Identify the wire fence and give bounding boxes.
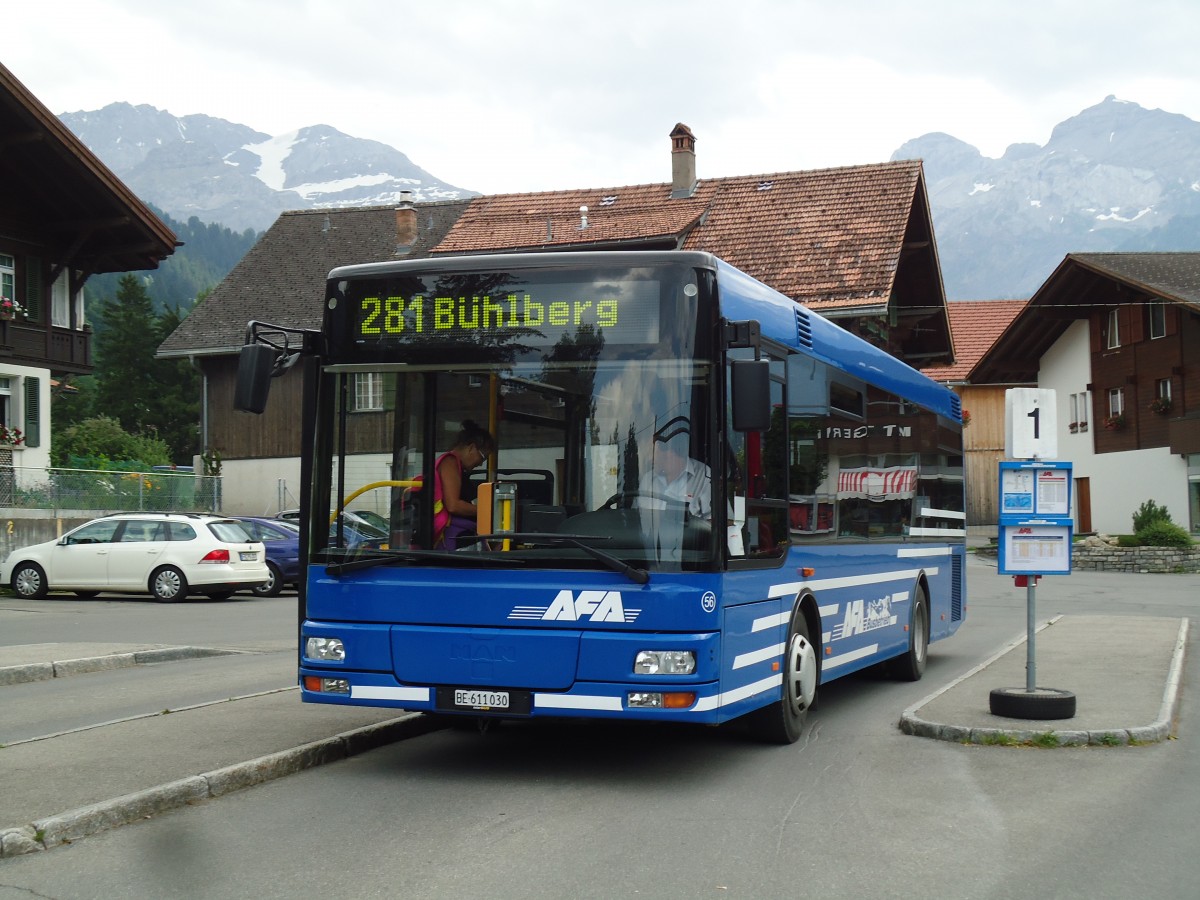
[0,465,223,514]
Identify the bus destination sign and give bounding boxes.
[350,282,662,348]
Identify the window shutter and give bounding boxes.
[1166,304,1179,337]
[24,257,42,321]
[1126,304,1144,344]
[23,377,41,447]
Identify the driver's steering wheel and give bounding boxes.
[599,490,689,512]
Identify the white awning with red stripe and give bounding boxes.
[836,467,917,500]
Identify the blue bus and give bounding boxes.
[235,251,966,743]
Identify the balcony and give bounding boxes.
[0,320,92,374]
[1168,414,1200,456]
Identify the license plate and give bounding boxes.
[239,551,257,561]
[454,689,509,710]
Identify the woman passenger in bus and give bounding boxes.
[429,419,497,549]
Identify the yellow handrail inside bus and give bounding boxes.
[334,479,422,524]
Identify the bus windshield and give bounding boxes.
[314,262,719,572]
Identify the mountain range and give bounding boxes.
[61,97,1200,301]
[59,103,475,235]
[893,96,1200,298]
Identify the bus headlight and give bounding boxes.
[633,650,696,675]
[305,637,345,661]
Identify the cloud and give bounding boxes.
[11,0,1200,193]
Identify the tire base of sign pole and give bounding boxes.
[989,687,1077,720]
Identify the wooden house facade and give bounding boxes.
[972,253,1200,535]
[0,62,176,474]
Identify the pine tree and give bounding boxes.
[94,274,158,434]
[91,274,199,463]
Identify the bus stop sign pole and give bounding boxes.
[990,390,1076,720]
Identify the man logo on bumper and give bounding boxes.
[509,590,641,623]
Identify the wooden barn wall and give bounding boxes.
[958,383,1008,528]
[204,357,305,460]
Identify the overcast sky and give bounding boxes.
[10,0,1200,194]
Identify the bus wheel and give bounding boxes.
[889,585,929,681]
[748,608,818,744]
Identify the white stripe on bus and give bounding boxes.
[534,694,623,711]
[351,686,430,702]
[768,567,939,599]
[691,674,782,712]
[732,642,785,669]
[822,644,881,670]
[897,546,953,558]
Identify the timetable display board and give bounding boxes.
[997,460,1073,576]
[999,522,1073,575]
[999,461,1072,519]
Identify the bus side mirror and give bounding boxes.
[731,359,770,431]
[234,343,276,414]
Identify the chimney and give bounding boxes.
[395,191,417,252]
[670,123,697,199]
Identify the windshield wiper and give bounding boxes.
[468,533,650,585]
[324,548,525,576]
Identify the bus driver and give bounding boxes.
[637,419,712,520]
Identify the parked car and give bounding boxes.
[275,508,388,549]
[228,516,301,596]
[347,509,389,533]
[1,513,269,602]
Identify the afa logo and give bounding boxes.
[508,590,641,623]
[832,593,901,640]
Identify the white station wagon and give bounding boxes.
[2,513,269,602]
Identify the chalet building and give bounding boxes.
[0,62,177,475]
[971,253,1200,535]
[160,124,954,514]
[921,299,1029,533]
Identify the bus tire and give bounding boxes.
[747,606,819,744]
[989,687,1077,720]
[889,584,929,682]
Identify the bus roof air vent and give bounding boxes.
[794,308,814,350]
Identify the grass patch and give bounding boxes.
[1028,732,1062,748]
[979,732,1019,746]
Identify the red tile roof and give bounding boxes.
[434,160,925,314]
[921,299,1028,382]
[434,182,713,254]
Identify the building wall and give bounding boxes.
[1042,320,1189,534]
[202,455,303,517]
[203,357,307,460]
[1,362,51,471]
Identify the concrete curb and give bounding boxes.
[899,617,1190,747]
[0,646,240,686]
[0,712,440,857]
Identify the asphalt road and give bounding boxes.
[0,560,1197,898]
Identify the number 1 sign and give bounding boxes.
[1005,388,1058,460]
